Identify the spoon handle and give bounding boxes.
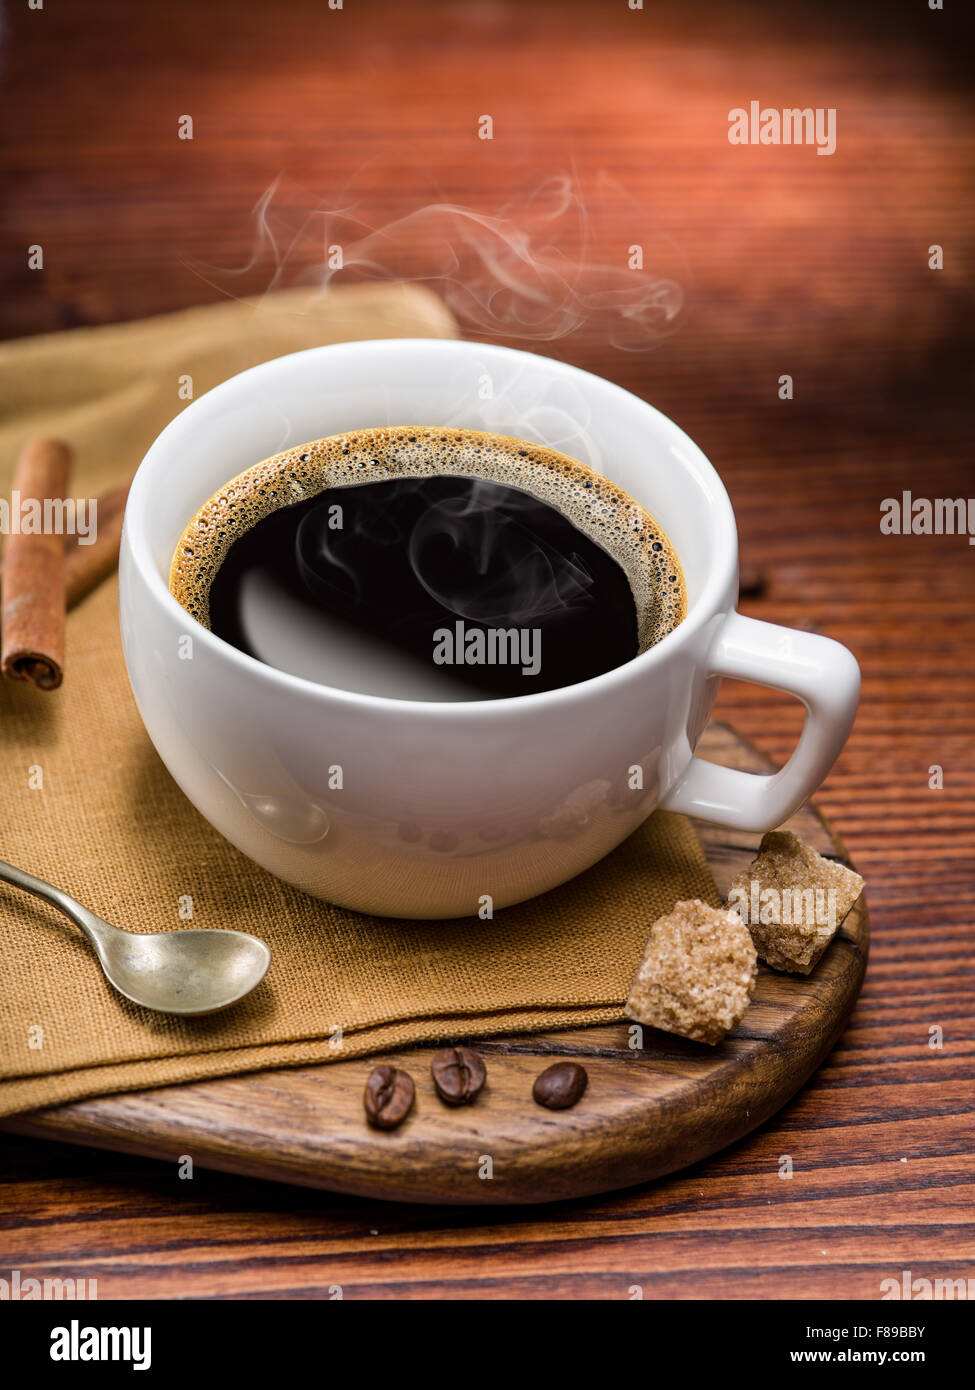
[0,857,113,955]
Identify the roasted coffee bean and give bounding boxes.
[532,1061,588,1110]
[363,1064,415,1130]
[430,1046,487,1105]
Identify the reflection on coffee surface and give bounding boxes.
[169,427,685,701]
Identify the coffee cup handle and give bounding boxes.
[659,612,860,832]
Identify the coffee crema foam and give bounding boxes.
[169,426,686,652]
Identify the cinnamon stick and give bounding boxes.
[1,439,71,690]
[0,477,132,614]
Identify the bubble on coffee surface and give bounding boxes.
[169,427,685,691]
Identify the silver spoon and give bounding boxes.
[0,857,271,1015]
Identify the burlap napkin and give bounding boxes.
[0,286,719,1118]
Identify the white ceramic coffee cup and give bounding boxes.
[120,339,860,918]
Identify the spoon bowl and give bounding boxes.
[95,927,271,1015]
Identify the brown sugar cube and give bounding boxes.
[624,899,757,1045]
[726,830,864,975]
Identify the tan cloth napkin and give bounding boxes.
[0,286,719,1118]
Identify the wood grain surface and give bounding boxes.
[3,727,869,1207]
[1,0,973,1299]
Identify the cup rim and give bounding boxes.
[124,338,739,718]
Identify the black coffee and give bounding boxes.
[170,427,685,702]
[208,475,640,697]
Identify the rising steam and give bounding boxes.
[185,171,684,350]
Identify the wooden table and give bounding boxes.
[1,0,972,1299]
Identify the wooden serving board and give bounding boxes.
[4,726,868,1205]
